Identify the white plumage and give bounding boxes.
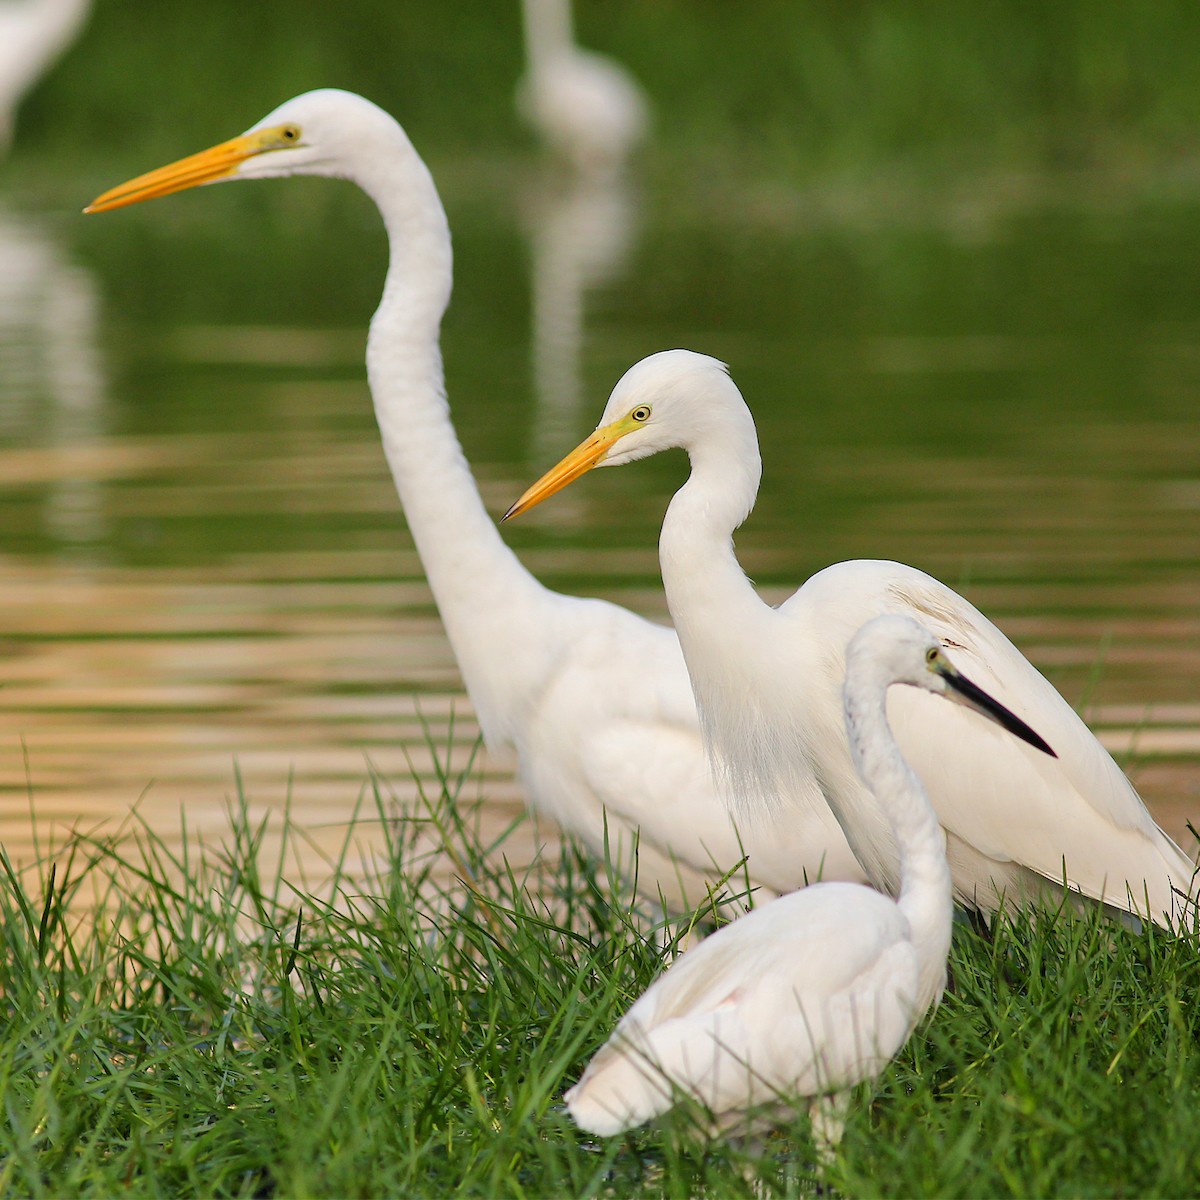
[516,0,648,177]
[84,93,863,912]
[567,615,1054,1144]
[507,350,1196,926]
[0,0,89,150]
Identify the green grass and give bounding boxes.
[2,738,1199,1197]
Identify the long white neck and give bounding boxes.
[656,399,816,814]
[522,0,574,72]
[659,414,763,651]
[349,120,549,744]
[844,673,952,1006]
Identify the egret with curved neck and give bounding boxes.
[84,92,863,909]
[507,349,1196,927]
[566,615,1055,1146]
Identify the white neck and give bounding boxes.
[844,673,952,1006]
[522,0,574,71]
[656,401,819,814]
[350,120,549,743]
[659,423,764,667]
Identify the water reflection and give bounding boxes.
[0,543,529,871]
[521,164,640,465]
[0,162,1196,892]
[0,209,108,553]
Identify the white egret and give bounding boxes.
[517,0,648,178]
[566,615,1055,1147]
[506,350,1197,927]
[84,92,864,910]
[0,0,90,151]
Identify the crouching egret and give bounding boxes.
[506,350,1196,927]
[566,615,1055,1146]
[83,92,863,910]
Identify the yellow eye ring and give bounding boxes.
[925,646,940,665]
[631,406,651,422]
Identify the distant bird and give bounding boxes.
[0,0,90,152]
[84,91,864,912]
[516,0,648,177]
[566,615,1055,1149]
[506,350,1197,927]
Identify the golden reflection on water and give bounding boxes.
[1,203,1198,901]
[0,550,533,879]
[0,481,1195,887]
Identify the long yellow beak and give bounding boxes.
[84,132,265,214]
[503,423,626,521]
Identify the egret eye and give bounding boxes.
[925,646,940,666]
[631,405,651,422]
[281,125,300,142]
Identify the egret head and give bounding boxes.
[85,89,390,213]
[504,349,749,520]
[847,615,1056,757]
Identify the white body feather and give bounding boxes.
[517,0,648,177]
[560,351,1195,925]
[0,0,89,150]
[128,92,862,909]
[569,882,922,1135]
[568,616,958,1139]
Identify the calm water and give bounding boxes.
[1,144,1198,885]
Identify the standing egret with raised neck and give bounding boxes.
[506,350,1196,927]
[84,92,863,910]
[566,615,1056,1148]
[516,0,648,178]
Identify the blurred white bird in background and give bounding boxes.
[84,91,864,912]
[566,615,1055,1151]
[506,350,1196,928]
[516,0,648,179]
[0,0,89,152]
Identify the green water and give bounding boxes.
[1,2,1198,865]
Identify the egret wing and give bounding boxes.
[523,597,863,905]
[782,561,1194,917]
[567,884,919,1133]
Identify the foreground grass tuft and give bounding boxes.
[1,744,1198,1197]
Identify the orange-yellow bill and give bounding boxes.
[503,424,625,521]
[84,125,295,213]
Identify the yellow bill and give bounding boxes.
[84,125,298,214]
[503,422,627,521]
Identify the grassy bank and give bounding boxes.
[1,745,1198,1197]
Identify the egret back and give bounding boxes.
[784,560,1195,922]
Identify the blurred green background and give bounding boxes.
[13,0,1200,186]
